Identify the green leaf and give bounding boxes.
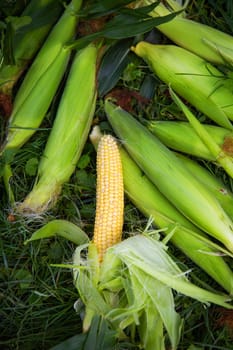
[14,268,33,289]
[120,2,160,18]
[24,220,89,246]
[102,12,179,39]
[0,20,6,29]
[50,334,86,350]
[3,20,15,65]
[25,157,39,176]
[68,9,179,49]
[83,316,117,350]
[98,39,133,96]
[76,169,96,189]
[6,15,32,31]
[50,316,117,350]
[131,266,182,349]
[140,74,157,99]
[75,269,111,323]
[77,154,91,169]
[2,15,32,65]
[138,299,165,350]
[79,0,135,18]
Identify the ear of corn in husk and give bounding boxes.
[105,99,233,254]
[169,88,233,178]
[149,118,233,182]
[137,0,233,66]
[120,145,233,294]
[0,0,82,156]
[90,125,233,294]
[23,118,233,349]
[73,234,233,350]
[16,43,98,215]
[131,42,233,129]
[148,120,233,161]
[174,153,233,220]
[111,235,233,308]
[0,0,63,97]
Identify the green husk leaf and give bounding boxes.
[24,219,89,246]
[169,87,233,178]
[129,263,182,349]
[111,235,233,309]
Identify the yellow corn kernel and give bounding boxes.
[93,134,124,262]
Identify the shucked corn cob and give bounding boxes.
[0,0,82,156]
[90,126,233,293]
[16,43,98,215]
[105,99,233,253]
[0,0,63,97]
[131,42,233,129]
[93,134,124,263]
[139,0,233,66]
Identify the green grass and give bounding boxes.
[1,0,233,349]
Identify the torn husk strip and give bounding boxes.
[170,88,233,178]
[24,219,89,246]
[111,235,233,308]
[148,120,233,161]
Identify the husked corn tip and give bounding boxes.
[93,135,124,262]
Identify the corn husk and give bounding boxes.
[0,0,63,96]
[105,99,233,253]
[148,120,233,161]
[16,43,98,215]
[138,0,233,66]
[131,42,233,129]
[1,0,82,155]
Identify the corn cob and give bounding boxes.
[93,134,124,263]
[148,120,233,161]
[16,43,98,215]
[131,42,233,129]
[105,99,233,253]
[0,0,63,96]
[139,0,233,66]
[90,125,233,293]
[0,0,82,156]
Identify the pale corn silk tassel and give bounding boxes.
[93,135,124,262]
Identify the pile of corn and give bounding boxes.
[1,0,233,349]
